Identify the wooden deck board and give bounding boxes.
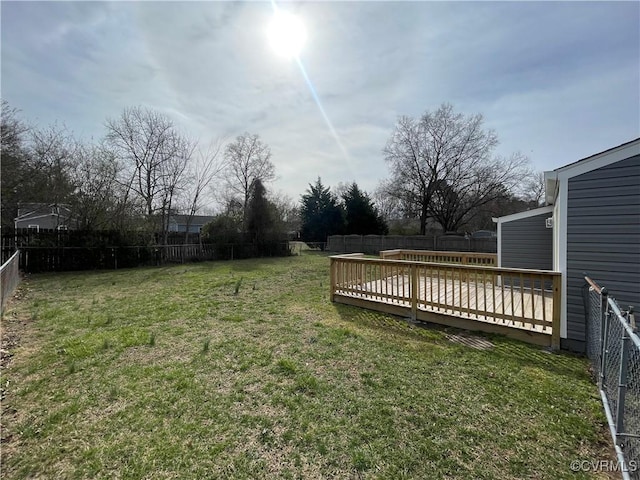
[335,273,553,335]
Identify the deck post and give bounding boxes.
[551,273,561,350]
[329,257,336,302]
[411,264,418,321]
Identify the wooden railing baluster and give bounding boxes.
[329,253,561,348]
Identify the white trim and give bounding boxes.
[27,225,40,232]
[504,139,640,343]
[551,141,640,341]
[544,140,639,205]
[555,139,640,179]
[14,213,59,222]
[494,204,566,338]
[492,205,554,271]
[555,178,568,339]
[493,205,553,224]
[496,220,502,267]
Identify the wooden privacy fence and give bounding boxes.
[380,249,497,266]
[16,244,216,273]
[1,250,20,314]
[330,253,561,349]
[327,234,497,254]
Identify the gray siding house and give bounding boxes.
[496,138,640,352]
[14,203,74,230]
[168,215,216,234]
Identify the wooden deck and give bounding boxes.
[330,252,561,348]
[339,274,553,333]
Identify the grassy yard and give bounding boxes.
[1,253,614,479]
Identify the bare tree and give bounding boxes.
[373,180,403,223]
[269,191,300,236]
[105,106,192,237]
[180,139,226,242]
[1,100,30,229]
[70,141,122,230]
[27,124,78,209]
[430,152,530,232]
[517,170,546,207]
[384,103,528,233]
[224,132,275,226]
[1,100,29,154]
[332,181,351,205]
[158,138,194,243]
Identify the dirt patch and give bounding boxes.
[0,325,19,373]
[1,283,33,447]
[1,284,31,373]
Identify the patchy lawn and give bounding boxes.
[1,253,614,479]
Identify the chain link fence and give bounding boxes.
[584,276,639,479]
[1,250,21,314]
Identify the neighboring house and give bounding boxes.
[14,203,74,231]
[168,215,216,234]
[494,138,640,352]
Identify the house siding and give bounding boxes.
[15,215,66,230]
[501,212,553,270]
[566,155,640,349]
[168,216,214,234]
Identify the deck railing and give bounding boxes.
[330,253,561,349]
[380,249,497,266]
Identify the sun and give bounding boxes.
[267,11,307,58]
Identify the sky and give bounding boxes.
[2,1,639,207]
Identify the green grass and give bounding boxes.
[1,253,614,479]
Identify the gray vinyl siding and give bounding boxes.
[501,213,553,270]
[15,215,65,230]
[566,154,640,348]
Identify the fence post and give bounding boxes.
[600,288,609,388]
[627,306,636,333]
[551,274,561,350]
[615,325,630,441]
[411,264,418,321]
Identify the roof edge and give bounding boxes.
[554,137,640,175]
[492,205,553,224]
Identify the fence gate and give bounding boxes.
[584,276,639,479]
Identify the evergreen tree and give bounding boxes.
[300,178,344,245]
[342,182,388,235]
[246,179,274,251]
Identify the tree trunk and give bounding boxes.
[419,201,428,235]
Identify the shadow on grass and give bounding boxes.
[334,302,589,380]
[333,303,444,344]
